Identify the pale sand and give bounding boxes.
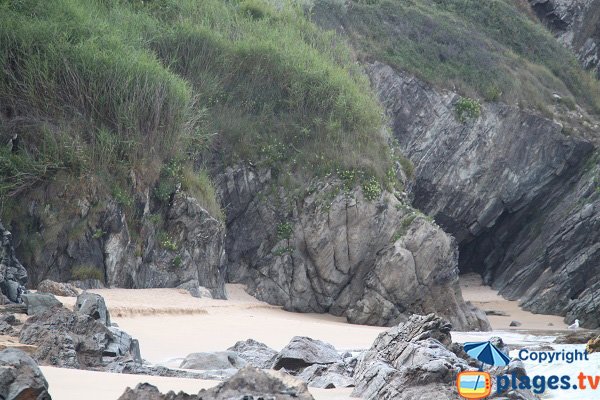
[460,273,568,331]
[42,278,568,399]
[40,366,354,400]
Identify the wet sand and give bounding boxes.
[460,273,568,331]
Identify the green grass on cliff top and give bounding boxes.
[314,0,600,115]
[0,0,393,208]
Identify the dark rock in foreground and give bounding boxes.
[179,351,247,370]
[118,366,315,400]
[0,348,51,400]
[21,293,63,316]
[227,339,277,369]
[18,292,141,369]
[0,222,27,304]
[272,336,342,371]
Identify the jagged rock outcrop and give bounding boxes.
[118,366,315,400]
[227,339,277,369]
[0,348,51,400]
[366,61,600,327]
[529,0,600,77]
[179,351,247,370]
[218,166,489,330]
[19,294,141,369]
[21,293,62,316]
[273,336,342,371]
[353,314,538,400]
[9,181,226,298]
[0,222,27,303]
[352,314,467,399]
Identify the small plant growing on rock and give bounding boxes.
[455,97,481,123]
[172,255,183,268]
[362,177,382,201]
[276,222,293,240]
[158,232,178,251]
[92,228,105,239]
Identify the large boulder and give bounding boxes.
[352,314,468,400]
[74,292,111,326]
[272,336,342,371]
[179,351,247,370]
[19,307,112,368]
[218,166,489,330]
[37,279,79,297]
[0,348,51,400]
[118,366,315,400]
[297,362,355,389]
[227,339,277,369]
[0,222,27,303]
[21,293,62,316]
[19,299,141,369]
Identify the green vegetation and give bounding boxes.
[276,222,294,240]
[71,265,104,282]
[0,0,394,220]
[455,97,482,123]
[157,232,178,251]
[316,0,600,115]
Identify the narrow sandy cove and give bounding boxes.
[45,278,570,399]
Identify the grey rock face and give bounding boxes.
[227,339,277,369]
[21,293,63,316]
[0,222,27,303]
[75,292,111,326]
[297,363,355,389]
[273,336,342,371]
[0,348,51,400]
[19,300,141,369]
[19,307,111,368]
[529,0,600,77]
[118,366,316,400]
[10,187,225,298]
[37,279,79,297]
[218,166,489,330]
[106,193,226,299]
[352,314,467,400]
[367,61,599,327]
[179,351,247,370]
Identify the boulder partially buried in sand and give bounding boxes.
[118,366,315,400]
[0,348,51,400]
[272,336,342,371]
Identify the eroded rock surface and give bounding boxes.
[118,366,315,400]
[227,339,277,369]
[0,348,51,400]
[37,279,79,297]
[529,0,600,77]
[366,61,599,328]
[0,222,27,303]
[218,166,489,330]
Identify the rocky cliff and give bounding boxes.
[7,179,226,298]
[529,0,600,77]
[0,222,27,303]
[218,166,489,330]
[366,61,599,328]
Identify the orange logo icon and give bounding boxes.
[456,371,492,399]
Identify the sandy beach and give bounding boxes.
[38,277,573,399]
[460,273,568,331]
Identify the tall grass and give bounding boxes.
[319,0,600,114]
[0,0,394,209]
